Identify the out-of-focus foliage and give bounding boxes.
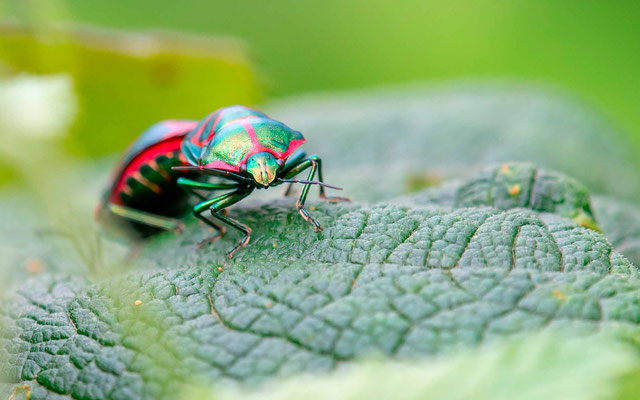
[13,0,640,152]
[0,73,76,196]
[270,84,638,202]
[198,333,638,400]
[0,21,259,158]
[0,73,117,285]
[0,73,76,139]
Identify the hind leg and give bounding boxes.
[106,203,186,233]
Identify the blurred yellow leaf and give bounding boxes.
[0,21,260,157]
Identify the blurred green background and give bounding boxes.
[25,1,640,129]
[1,0,640,165]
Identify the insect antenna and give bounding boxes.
[172,166,252,183]
[277,178,343,190]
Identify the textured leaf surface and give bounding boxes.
[395,162,640,266]
[3,161,640,399]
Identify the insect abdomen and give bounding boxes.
[98,120,197,235]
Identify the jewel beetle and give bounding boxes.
[96,105,348,258]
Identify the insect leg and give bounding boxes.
[178,177,245,246]
[280,155,349,231]
[281,155,349,201]
[280,157,323,231]
[306,156,350,203]
[106,203,186,233]
[193,188,254,258]
[190,194,228,247]
[177,177,239,200]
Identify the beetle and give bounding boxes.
[96,105,347,258]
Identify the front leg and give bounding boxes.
[281,155,348,232]
[308,156,350,203]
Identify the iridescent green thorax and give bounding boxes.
[182,106,305,172]
[246,152,280,187]
[252,119,303,154]
[200,117,304,169]
[202,123,253,166]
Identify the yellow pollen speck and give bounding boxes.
[553,289,566,301]
[217,267,223,272]
[310,206,316,211]
[509,184,521,196]
[499,164,510,174]
[25,258,44,274]
[134,300,143,306]
[272,243,277,248]
[265,301,273,308]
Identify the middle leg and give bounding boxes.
[192,187,254,258]
[178,177,240,246]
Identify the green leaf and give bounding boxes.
[396,162,596,224]
[395,162,640,266]
[3,86,640,399]
[3,161,640,399]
